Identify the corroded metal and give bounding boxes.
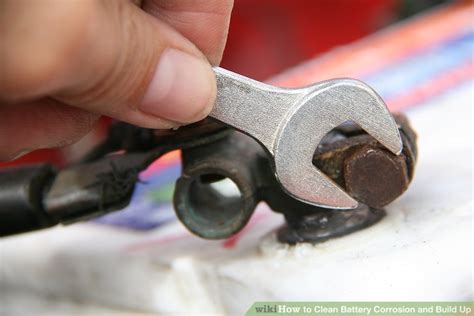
[0,113,417,241]
[313,113,417,209]
[174,113,417,240]
[174,131,262,239]
[277,205,386,245]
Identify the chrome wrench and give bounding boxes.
[210,67,402,209]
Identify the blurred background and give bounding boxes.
[221,0,448,80]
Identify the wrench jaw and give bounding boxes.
[273,78,403,209]
[302,78,403,156]
[331,79,403,156]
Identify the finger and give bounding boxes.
[142,0,234,65]
[0,99,98,161]
[0,0,217,128]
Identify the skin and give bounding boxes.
[0,0,233,161]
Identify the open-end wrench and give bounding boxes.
[210,67,403,209]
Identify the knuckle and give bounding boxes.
[44,105,99,147]
[63,2,157,110]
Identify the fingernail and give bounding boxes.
[140,48,216,123]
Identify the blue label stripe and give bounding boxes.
[362,31,473,100]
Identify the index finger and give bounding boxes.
[141,0,234,65]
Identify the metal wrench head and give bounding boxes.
[273,79,403,209]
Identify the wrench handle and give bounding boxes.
[211,67,300,153]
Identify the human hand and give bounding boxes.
[0,0,233,160]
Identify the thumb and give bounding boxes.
[1,0,217,128]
